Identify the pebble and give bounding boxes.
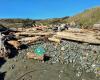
[24,66,28,69]
[69,59,73,63]
[76,71,82,77]
[51,61,56,64]
[22,78,25,80]
[91,64,96,68]
[61,46,65,51]
[82,79,86,80]
[10,64,15,69]
[60,70,63,73]
[13,59,17,62]
[23,60,26,62]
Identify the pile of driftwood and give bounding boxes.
[15,28,100,44]
[1,27,100,58]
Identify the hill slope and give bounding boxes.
[67,7,100,28]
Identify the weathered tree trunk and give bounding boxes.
[18,36,41,44]
[15,32,54,37]
[54,28,100,44]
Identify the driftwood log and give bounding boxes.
[15,32,54,37]
[48,37,61,43]
[18,36,41,44]
[54,28,100,44]
[7,40,21,49]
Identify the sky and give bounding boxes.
[0,0,100,19]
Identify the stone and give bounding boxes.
[61,46,65,51]
[10,64,15,69]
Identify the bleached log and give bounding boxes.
[48,37,61,43]
[18,36,41,44]
[55,28,100,44]
[15,32,54,37]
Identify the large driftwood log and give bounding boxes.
[18,36,41,44]
[55,28,100,44]
[15,32,54,37]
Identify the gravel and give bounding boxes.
[20,40,100,77]
[1,40,99,80]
